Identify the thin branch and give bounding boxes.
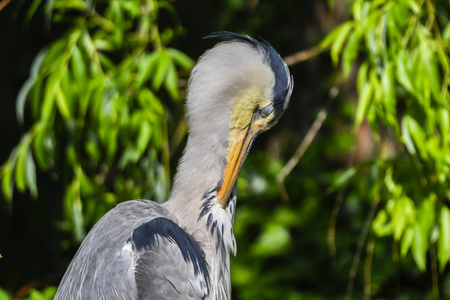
[276,86,339,201]
[328,128,361,263]
[345,196,380,300]
[328,189,345,264]
[364,236,376,300]
[283,45,329,67]
[430,244,440,299]
[169,118,188,158]
[0,0,12,12]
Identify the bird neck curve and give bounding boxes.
[164,130,236,299]
[164,129,228,227]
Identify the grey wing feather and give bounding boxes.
[86,242,138,300]
[134,238,208,299]
[55,200,209,300]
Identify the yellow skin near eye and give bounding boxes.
[228,88,274,154]
[216,88,274,207]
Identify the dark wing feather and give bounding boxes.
[55,200,209,300]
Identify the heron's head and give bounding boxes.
[185,32,293,207]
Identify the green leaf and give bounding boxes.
[342,30,361,78]
[167,48,194,69]
[401,116,416,155]
[152,51,171,90]
[137,52,159,87]
[32,126,50,170]
[15,142,29,193]
[424,60,443,105]
[55,88,71,120]
[138,89,164,115]
[443,22,450,41]
[396,52,414,94]
[381,62,395,113]
[327,167,356,193]
[0,288,11,300]
[355,83,373,127]
[17,49,47,124]
[373,210,393,236]
[26,0,44,21]
[401,226,414,257]
[251,223,291,257]
[136,121,152,155]
[407,0,421,14]
[330,21,354,65]
[118,147,141,169]
[438,206,450,270]
[412,223,427,271]
[1,150,17,202]
[44,0,55,28]
[64,178,85,242]
[356,61,369,94]
[405,116,428,159]
[41,72,59,121]
[393,198,407,240]
[438,108,450,148]
[164,61,179,100]
[75,165,95,196]
[71,46,86,84]
[320,21,352,50]
[26,150,38,199]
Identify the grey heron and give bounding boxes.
[55,31,293,300]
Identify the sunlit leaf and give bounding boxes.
[55,88,71,120]
[152,51,171,90]
[137,52,159,87]
[404,116,428,159]
[168,48,194,69]
[26,150,38,199]
[356,61,369,94]
[136,121,152,155]
[412,223,427,271]
[438,206,450,270]
[330,21,354,65]
[320,21,352,50]
[164,61,179,100]
[373,210,393,236]
[355,83,373,127]
[342,30,361,78]
[26,0,44,21]
[393,198,407,240]
[251,223,291,257]
[15,142,29,193]
[401,226,414,257]
[1,150,17,202]
[71,46,86,84]
[327,167,356,193]
[17,49,47,124]
[396,52,414,94]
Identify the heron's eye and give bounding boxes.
[260,104,273,117]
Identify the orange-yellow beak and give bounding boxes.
[216,114,266,207]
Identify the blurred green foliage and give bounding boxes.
[0,287,55,300]
[1,0,450,299]
[1,0,193,243]
[324,0,450,272]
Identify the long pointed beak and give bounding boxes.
[217,113,266,207]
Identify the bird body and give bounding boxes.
[55,32,293,300]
